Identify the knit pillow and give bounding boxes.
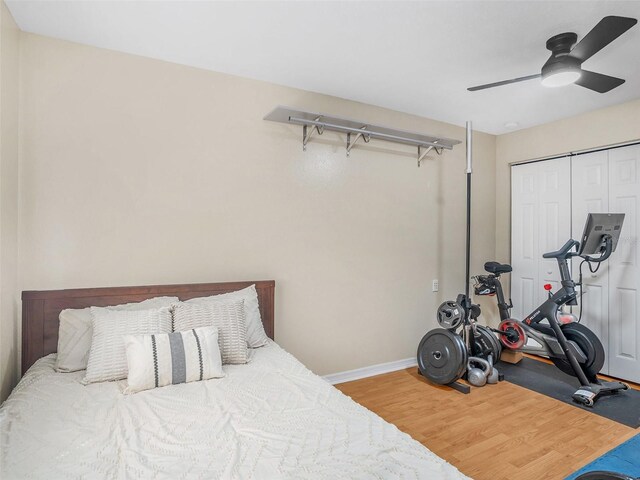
[185,285,268,348]
[55,296,179,373]
[172,300,248,364]
[83,307,172,384]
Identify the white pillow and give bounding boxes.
[83,307,172,384]
[173,300,248,365]
[186,285,268,348]
[124,326,224,394]
[55,296,179,373]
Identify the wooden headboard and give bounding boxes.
[21,280,275,374]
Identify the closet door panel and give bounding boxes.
[571,151,610,372]
[608,144,640,383]
[511,162,539,319]
[537,158,571,308]
[511,158,570,319]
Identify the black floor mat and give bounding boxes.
[497,357,640,428]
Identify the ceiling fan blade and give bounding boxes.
[575,70,625,93]
[467,74,541,91]
[570,16,638,63]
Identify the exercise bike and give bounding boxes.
[475,213,628,407]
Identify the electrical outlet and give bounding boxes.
[432,279,439,292]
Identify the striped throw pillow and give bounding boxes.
[173,300,248,365]
[124,326,224,394]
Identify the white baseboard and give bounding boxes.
[323,357,417,385]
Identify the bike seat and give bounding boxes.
[484,261,512,274]
[542,239,579,259]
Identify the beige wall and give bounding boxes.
[495,99,640,276]
[0,1,19,402]
[16,33,496,381]
[7,26,640,401]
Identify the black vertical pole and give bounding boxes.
[464,122,473,350]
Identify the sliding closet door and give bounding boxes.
[514,146,640,382]
[571,151,610,373]
[512,162,540,319]
[511,158,571,319]
[608,144,640,383]
[537,158,572,298]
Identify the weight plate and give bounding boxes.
[417,328,466,385]
[436,301,464,330]
[474,325,502,361]
[488,329,501,361]
[456,334,469,380]
[488,325,503,360]
[472,325,495,360]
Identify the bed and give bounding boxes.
[1,281,468,479]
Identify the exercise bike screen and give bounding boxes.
[578,213,625,256]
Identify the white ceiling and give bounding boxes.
[6,0,640,134]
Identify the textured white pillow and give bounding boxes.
[83,307,172,384]
[173,300,248,364]
[186,285,268,348]
[55,296,179,373]
[124,326,224,394]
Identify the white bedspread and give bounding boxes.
[1,341,469,479]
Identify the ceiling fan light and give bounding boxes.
[541,70,582,87]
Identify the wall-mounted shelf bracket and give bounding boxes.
[417,144,443,167]
[303,117,323,151]
[264,106,461,166]
[346,127,371,157]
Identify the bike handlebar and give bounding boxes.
[542,239,580,260]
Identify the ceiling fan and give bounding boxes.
[468,16,637,93]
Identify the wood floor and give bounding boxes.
[336,364,638,480]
